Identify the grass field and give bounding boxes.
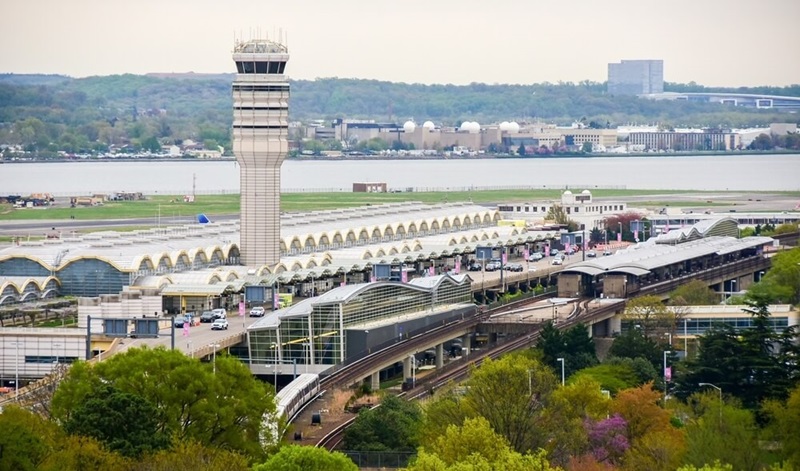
[1,189,796,221]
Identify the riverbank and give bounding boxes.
[2,150,798,164]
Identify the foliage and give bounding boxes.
[62,385,169,458]
[669,280,720,306]
[462,356,558,454]
[51,347,276,461]
[252,445,357,471]
[608,328,664,372]
[536,322,599,378]
[677,462,733,471]
[38,435,131,471]
[610,383,674,444]
[763,383,800,469]
[572,358,658,395]
[621,296,675,339]
[137,439,249,471]
[342,394,422,452]
[747,247,800,305]
[0,406,58,470]
[406,417,561,471]
[681,392,765,471]
[584,414,629,465]
[603,212,647,242]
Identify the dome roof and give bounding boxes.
[422,121,435,130]
[563,190,573,195]
[403,121,416,133]
[581,189,591,194]
[508,121,520,133]
[499,121,511,131]
[459,121,480,133]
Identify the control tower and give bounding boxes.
[232,38,289,267]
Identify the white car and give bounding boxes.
[212,308,227,319]
[249,306,266,317]
[211,319,229,330]
[551,257,563,265]
[528,253,544,262]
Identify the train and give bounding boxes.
[273,373,321,438]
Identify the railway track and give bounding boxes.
[316,296,624,450]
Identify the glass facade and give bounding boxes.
[249,277,472,367]
[622,317,790,336]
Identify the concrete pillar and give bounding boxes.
[436,343,444,369]
[462,334,471,356]
[403,356,412,379]
[371,371,380,392]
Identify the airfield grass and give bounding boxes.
[0,189,796,222]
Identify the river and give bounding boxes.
[1,154,798,195]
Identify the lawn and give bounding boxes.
[1,188,794,221]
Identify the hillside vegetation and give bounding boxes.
[0,73,798,157]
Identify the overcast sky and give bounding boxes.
[2,0,798,87]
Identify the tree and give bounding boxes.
[0,406,58,471]
[62,385,169,458]
[681,392,765,471]
[462,356,559,453]
[584,414,629,465]
[252,445,357,471]
[39,435,131,471]
[342,394,422,452]
[608,327,663,372]
[669,280,719,306]
[582,141,594,153]
[763,384,800,469]
[748,133,773,150]
[52,347,276,461]
[139,439,249,471]
[537,322,599,378]
[677,463,733,471]
[621,296,675,339]
[572,359,658,395]
[747,247,800,305]
[406,417,559,471]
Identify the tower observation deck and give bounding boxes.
[232,39,290,267]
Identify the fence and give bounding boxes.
[342,451,416,469]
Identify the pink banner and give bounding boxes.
[634,230,639,242]
[273,292,279,309]
[182,321,189,337]
[454,258,461,274]
[565,242,571,254]
[370,274,377,282]
[502,252,507,264]
[545,245,550,257]
[239,301,245,317]
[429,266,435,276]
[664,366,672,382]
[401,270,408,282]
[523,248,529,260]
[617,233,622,243]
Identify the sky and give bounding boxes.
[2,0,799,87]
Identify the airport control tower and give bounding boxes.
[232,38,289,267]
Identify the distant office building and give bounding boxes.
[629,131,741,151]
[232,38,290,267]
[608,60,664,95]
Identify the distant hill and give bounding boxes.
[0,73,797,158]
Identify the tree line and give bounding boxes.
[1,74,798,158]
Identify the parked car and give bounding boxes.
[551,257,563,265]
[199,311,216,323]
[211,319,229,330]
[528,252,544,262]
[587,251,597,258]
[468,263,482,272]
[550,249,560,257]
[505,263,524,272]
[603,249,613,256]
[249,306,266,317]
[484,261,500,271]
[212,308,227,319]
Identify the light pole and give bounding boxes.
[699,382,722,425]
[556,357,565,387]
[210,343,220,375]
[663,350,671,406]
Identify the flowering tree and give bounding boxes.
[584,414,629,465]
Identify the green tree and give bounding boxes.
[0,406,58,471]
[681,392,765,471]
[608,328,663,372]
[51,347,276,461]
[252,445,357,471]
[407,417,560,471]
[39,435,131,471]
[747,247,800,304]
[139,439,249,471]
[581,141,593,153]
[622,296,675,339]
[677,463,733,471]
[669,280,719,306]
[62,385,169,458]
[462,356,558,453]
[342,395,422,452]
[572,358,658,395]
[763,384,800,469]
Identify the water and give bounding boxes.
[1,154,798,195]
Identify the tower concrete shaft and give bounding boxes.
[232,39,289,267]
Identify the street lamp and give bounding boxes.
[699,382,722,425]
[210,343,220,375]
[556,357,565,387]
[663,350,671,406]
